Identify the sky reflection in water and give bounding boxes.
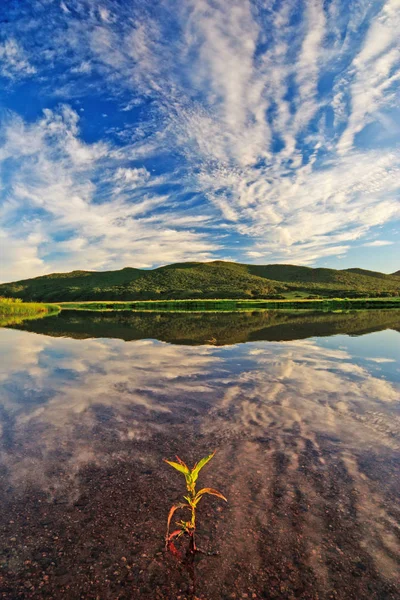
[0,319,399,493]
[0,312,399,597]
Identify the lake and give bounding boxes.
[0,310,399,599]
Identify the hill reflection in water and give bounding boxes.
[8,307,400,344]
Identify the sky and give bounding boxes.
[0,0,399,283]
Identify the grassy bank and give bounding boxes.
[58,297,400,312]
[0,298,60,326]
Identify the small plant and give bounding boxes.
[164,450,226,554]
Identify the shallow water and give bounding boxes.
[0,310,399,599]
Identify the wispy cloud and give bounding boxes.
[0,0,399,278]
[0,38,36,79]
[362,240,394,247]
[337,0,400,155]
[0,106,219,281]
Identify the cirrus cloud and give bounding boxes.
[0,0,399,280]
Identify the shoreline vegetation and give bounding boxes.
[0,297,400,328]
[0,298,60,327]
[57,297,400,311]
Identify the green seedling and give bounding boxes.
[164,450,227,554]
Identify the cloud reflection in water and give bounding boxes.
[0,325,399,584]
[0,329,399,487]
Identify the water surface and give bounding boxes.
[0,310,399,599]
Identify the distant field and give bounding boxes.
[58,297,400,312]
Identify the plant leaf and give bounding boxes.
[190,450,216,484]
[164,459,190,475]
[166,534,184,559]
[167,528,184,540]
[175,455,189,470]
[165,529,184,558]
[166,503,189,538]
[193,487,227,506]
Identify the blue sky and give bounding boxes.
[0,0,399,282]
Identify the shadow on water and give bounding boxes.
[0,310,399,598]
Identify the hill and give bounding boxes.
[343,267,396,280]
[0,261,399,301]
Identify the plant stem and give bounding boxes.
[190,491,197,552]
[191,503,196,529]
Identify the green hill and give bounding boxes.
[343,267,396,280]
[0,261,399,301]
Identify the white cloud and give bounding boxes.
[0,39,36,79]
[362,240,394,247]
[117,0,399,264]
[0,107,220,281]
[367,357,396,363]
[338,0,400,154]
[0,229,47,282]
[99,6,112,22]
[70,61,92,74]
[294,0,326,132]
[0,0,399,274]
[60,1,70,13]
[113,167,150,187]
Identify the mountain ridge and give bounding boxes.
[0,261,399,302]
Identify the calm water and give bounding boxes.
[0,310,399,599]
